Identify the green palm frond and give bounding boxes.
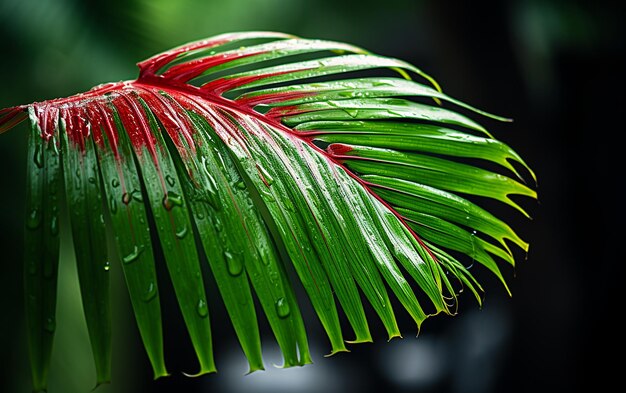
[0,31,536,392]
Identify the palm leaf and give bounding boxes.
[0,31,536,391]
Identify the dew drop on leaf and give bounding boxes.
[111,178,120,188]
[205,173,221,210]
[26,208,41,230]
[44,317,56,333]
[284,198,295,212]
[50,215,58,236]
[344,109,359,118]
[175,226,188,239]
[74,168,81,189]
[225,251,243,276]
[256,163,275,187]
[262,190,275,202]
[122,192,131,205]
[275,297,290,319]
[162,192,183,210]
[109,195,118,214]
[123,245,144,264]
[213,217,223,232]
[166,174,176,187]
[142,282,157,302]
[131,189,143,202]
[196,298,209,318]
[104,261,110,271]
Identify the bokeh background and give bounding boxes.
[1,0,623,392]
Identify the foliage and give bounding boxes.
[0,31,535,392]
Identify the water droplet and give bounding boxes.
[256,164,275,187]
[195,210,205,220]
[122,192,131,205]
[131,189,143,202]
[262,190,275,202]
[33,144,44,169]
[275,297,290,319]
[175,226,188,239]
[26,208,41,230]
[166,174,176,187]
[88,177,96,184]
[123,245,144,264]
[236,181,246,190]
[284,198,295,212]
[44,317,56,333]
[109,195,118,214]
[196,298,209,318]
[50,215,58,236]
[344,109,359,118]
[162,192,183,211]
[204,191,221,211]
[142,282,157,302]
[104,261,110,271]
[204,173,220,210]
[225,251,243,276]
[111,178,120,188]
[213,217,223,232]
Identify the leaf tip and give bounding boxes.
[245,365,266,375]
[92,380,111,392]
[324,347,350,358]
[345,337,373,345]
[153,369,171,380]
[387,333,403,342]
[182,368,217,378]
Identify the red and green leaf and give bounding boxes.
[0,31,536,391]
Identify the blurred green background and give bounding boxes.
[0,0,623,392]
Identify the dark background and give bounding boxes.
[1,0,623,392]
